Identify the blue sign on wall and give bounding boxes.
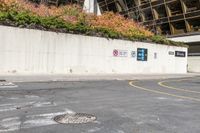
[137,48,148,61]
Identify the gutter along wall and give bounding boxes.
[0,26,187,74]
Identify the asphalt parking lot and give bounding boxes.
[0,76,200,133]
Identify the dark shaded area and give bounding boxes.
[97,0,200,36]
[28,0,85,6]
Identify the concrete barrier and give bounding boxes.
[0,25,187,74]
[188,56,200,73]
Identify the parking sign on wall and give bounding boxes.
[137,48,148,61]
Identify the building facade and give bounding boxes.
[96,0,200,36]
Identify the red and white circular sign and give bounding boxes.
[113,49,118,57]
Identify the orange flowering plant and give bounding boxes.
[90,12,153,40]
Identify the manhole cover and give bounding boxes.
[54,113,96,124]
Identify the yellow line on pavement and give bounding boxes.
[129,81,200,102]
[158,79,200,94]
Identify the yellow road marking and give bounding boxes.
[129,81,200,102]
[158,79,200,94]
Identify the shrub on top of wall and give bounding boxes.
[151,35,188,47]
[0,0,187,47]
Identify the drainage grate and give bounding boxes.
[54,113,96,124]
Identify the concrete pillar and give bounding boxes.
[83,0,101,15]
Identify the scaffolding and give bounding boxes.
[97,0,200,36]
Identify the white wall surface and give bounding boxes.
[0,25,187,74]
[188,56,200,73]
[169,35,200,43]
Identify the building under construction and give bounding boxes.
[35,0,200,36]
[96,0,200,36]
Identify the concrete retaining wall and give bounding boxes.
[188,56,200,73]
[0,25,187,74]
[169,35,200,43]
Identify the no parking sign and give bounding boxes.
[113,49,128,57]
[113,49,119,57]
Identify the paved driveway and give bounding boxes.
[0,77,200,133]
